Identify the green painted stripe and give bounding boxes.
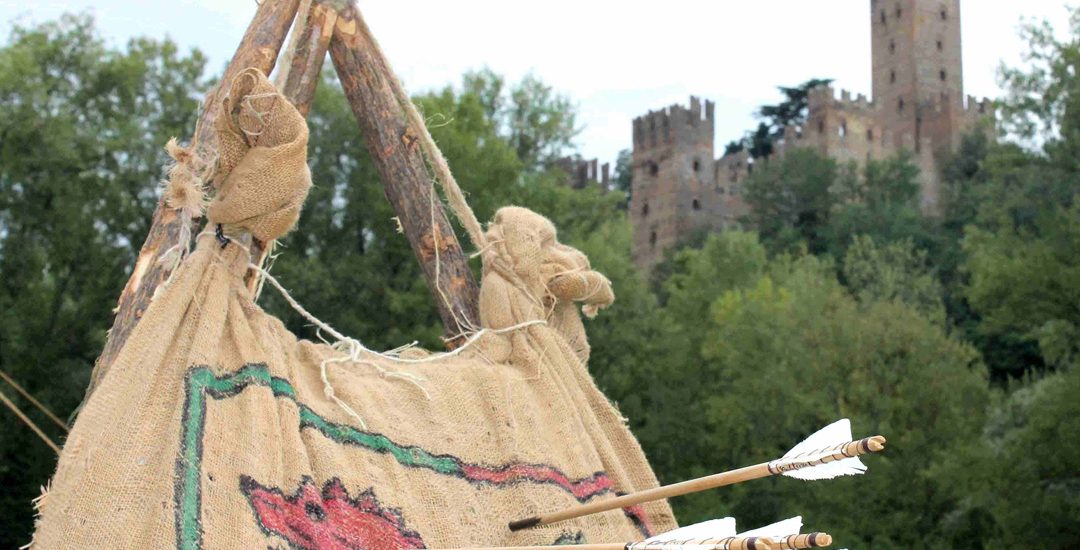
[175,364,465,549]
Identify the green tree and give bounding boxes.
[959,9,1080,378]
[462,69,579,171]
[824,153,932,259]
[758,78,835,137]
[841,236,944,321]
[0,15,207,547]
[679,255,989,548]
[742,149,845,254]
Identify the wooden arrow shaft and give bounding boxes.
[509,463,771,531]
[510,437,885,531]
[449,536,775,550]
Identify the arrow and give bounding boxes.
[508,419,885,531]
[444,516,833,550]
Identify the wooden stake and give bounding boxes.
[509,437,886,531]
[276,0,337,118]
[246,0,338,294]
[90,0,302,394]
[0,369,68,431]
[0,389,60,454]
[328,1,481,346]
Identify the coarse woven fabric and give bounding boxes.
[32,70,675,549]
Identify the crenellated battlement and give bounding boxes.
[807,84,875,113]
[633,96,715,150]
[627,0,989,270]
[553,156,610,190]
[964,95,993,115]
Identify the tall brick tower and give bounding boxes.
[871,0,964,153]
[630,97,717,269]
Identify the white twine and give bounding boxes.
[250,263,546,429]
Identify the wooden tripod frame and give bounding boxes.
[93,0,481,392]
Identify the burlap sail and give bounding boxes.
[32,69,676,549]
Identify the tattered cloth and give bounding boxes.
[32,69,676,549]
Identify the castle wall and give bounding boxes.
[626,1,993,271]
[630,97,718,269]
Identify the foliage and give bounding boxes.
[462,68,580,171]
[742,148,844,254]
[0,15,207,547]
[660,244,988,548]
[841,236,944,321]
[758,78,835,136]
[726,78,834,158]
[2,10,1080,550]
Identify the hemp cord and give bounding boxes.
[0,369,68,432]
[0,388,60,454]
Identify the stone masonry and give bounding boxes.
[629,0,993,270]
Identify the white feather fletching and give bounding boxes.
[778,418,868,481]
[737,516,803,538]
[643,517,737,544]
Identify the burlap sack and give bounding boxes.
[33,70,675,549]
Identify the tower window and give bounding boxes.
[642,202,649,217]
[889,39,896,54]
[898,97,905,112]
[890,69,896,83]
[940,69,947,81]
[648,161,659,176]
[941,8,948,20]
[880,10,886,24]
[839,121,848,138]
[895,4,902,18]
[818,120,825,134]
[693,159,701,172]
[866,128,874,141]
[649,231,657,247]
[692,198,701,211]
[937,39,943,51]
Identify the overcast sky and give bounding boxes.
[1,1,1072,164]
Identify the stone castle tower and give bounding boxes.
[630,97,717,269]
[630,0,992,270]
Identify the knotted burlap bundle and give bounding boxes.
[207,67,311,242]
[33,72,674,549]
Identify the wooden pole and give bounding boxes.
[246,0,338,293]
[328,1,481,346]
[509,437,886,531]
[0,389,60,454]
[0,369,68,431]
[276,0,337,118]
[90,0,301,393]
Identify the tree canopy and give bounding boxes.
[1,10,1079,550]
